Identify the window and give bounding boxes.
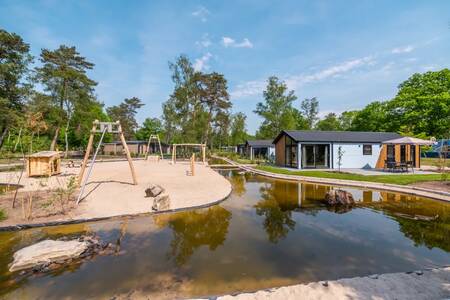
[363,145,372,155]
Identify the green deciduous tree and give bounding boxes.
[230,112,248,145]
[386,69,450,138]
[106,97,144,139]
[350,101,389,132]
[254,76,299,139]
[315,112,342,131]
[135,117,164,141]
[0,29,33,149]
[300,97,319,129]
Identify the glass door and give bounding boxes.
[410,145,416,166]
[301,144,330,168]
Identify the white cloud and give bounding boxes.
[222,37,253,48]
[193,52,212,72]
[231,56,375,99]
[192,6,210,22]
[391,45,414,54]
[196,33,212,48]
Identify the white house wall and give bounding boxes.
[332,143,381,169]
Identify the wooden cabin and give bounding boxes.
[27,151,61,177]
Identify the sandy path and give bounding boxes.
[212,267,450,300]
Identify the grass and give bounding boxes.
[421,157,450,168]
[0,209,6,221]
[256,165,444,185]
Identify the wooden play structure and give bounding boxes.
[187,153,196,176]
[145,134,164,160]
[26,151,61,177]
[77,120,137,204]
[171,143,206,164]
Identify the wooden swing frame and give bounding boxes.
[145,134,164,160]
[77,120,138,188]
[171,143,206,164]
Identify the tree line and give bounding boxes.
[253,72,450,140]
[1,28,449,158]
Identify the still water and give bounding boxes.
[0,170,449,299]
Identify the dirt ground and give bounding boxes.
[0,190,77,226]
[410,180,450,193]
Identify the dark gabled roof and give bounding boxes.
[246,139,274,148]
[273,130,402,144]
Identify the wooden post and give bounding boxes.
[119,126,138,185]
[172,144,176,164]
[202,144,206,164]
[78,123,97,185]
[157,135,164,159]
[191,153,195,176]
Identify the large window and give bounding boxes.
[285,136,298,168]
[301,144,330,168]
[387,145,395,161]
[363,145,372,155]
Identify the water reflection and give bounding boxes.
[254,182,298,243]
[0,170,449,299]
[154,206,232,265]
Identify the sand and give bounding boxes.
[211,267,450,300]
[0,159,232,226]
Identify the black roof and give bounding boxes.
[274,130,402,144]
[246,139,274,147]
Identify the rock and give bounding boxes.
[145,184,165,198]
[152,193,170,211]
[325,190,355,206]
[9,240,89,272]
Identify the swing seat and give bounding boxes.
[147,155,160,162]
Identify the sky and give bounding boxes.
[2,0,450,134]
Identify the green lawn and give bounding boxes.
[421,157,450,168]
[256,165,444,185]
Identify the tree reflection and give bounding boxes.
[228,172,247,196]
[155,206,232,266]
[254,181,299,243]
[364,193,450,252]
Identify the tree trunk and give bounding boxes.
[0,127,8,150]
[50,126,60,151]
[64,113,72,158]
[30,132,35,153]
[14,128,22,152]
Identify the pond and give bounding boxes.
[0,170,449,299]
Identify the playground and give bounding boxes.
[0,121,231,228]
[0,159,231,227]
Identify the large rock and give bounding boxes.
[152,193,170,211]
[9,240,88,272]
[145,184,165,198]
[325,190,355,206]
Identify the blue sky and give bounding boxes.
[2,0,449,133]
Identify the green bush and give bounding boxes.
[0,209,6,221]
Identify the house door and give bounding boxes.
[301,144,330,168]
[410,145,416,166]
[400,145,406,162]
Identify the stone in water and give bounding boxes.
[9,240,88,272]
